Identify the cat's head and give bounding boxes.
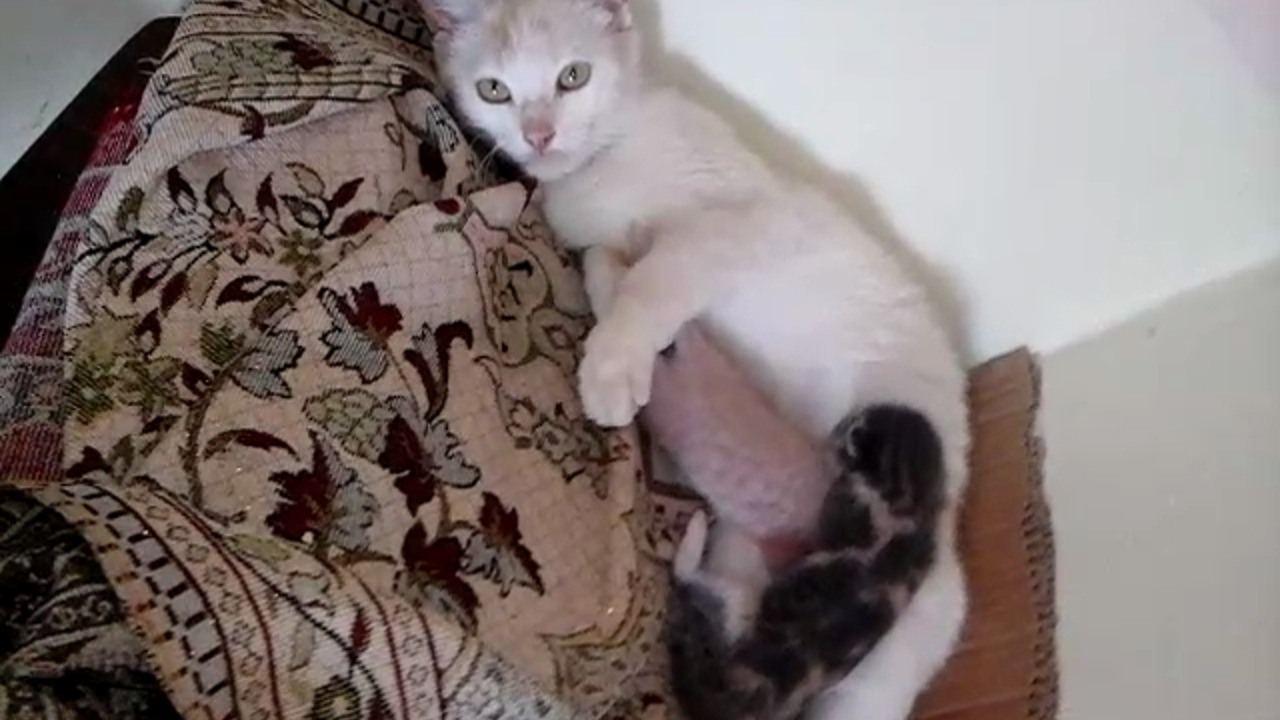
[422,0,641,180]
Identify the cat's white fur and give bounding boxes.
[426,0,969,718]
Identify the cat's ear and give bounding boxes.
[420,0,490,34]
[596,0,632,31]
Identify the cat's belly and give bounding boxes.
[699,262,963,448]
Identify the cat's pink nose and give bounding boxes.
[523,125,556,153]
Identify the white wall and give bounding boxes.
[1043,258,1280,720]
[651,0,1280,360]
[1199,0,1280,99]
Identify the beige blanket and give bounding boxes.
[39,1,691,718]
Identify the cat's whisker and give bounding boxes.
[476,144,502,177]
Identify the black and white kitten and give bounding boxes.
[667,405,946,720]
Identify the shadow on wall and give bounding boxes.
[631,0,972,361]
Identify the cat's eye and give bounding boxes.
[475,78,512,104]
[557,61,592,92]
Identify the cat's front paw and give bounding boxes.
[578,318,655,427]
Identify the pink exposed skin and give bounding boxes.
[640,324,832,571]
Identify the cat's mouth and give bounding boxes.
[523,143,565,160]
[519,148,582,181]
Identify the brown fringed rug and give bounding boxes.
[913,348,1059,720]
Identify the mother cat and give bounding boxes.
[420,0,969,718]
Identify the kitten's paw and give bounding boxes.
[674,510,710,579]
[578,319,654,427]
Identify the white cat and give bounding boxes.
[423,1,969,719]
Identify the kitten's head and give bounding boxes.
[423,0,640,180]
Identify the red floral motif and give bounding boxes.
[377,415,478,516]
[397,522,480,632]
[266,431,378,557]
[272,34,335,71]
[212,211,270,264]
[459,492,545,596]
[337,282,403,342]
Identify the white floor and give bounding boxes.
[1043,258,1280,720]
[0,1,158,175]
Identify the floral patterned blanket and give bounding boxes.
[6,1,700,718]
